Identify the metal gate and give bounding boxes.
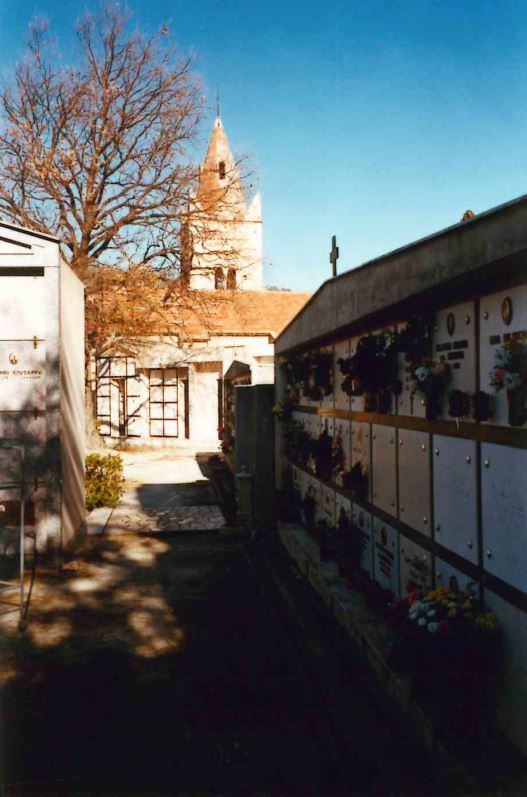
[96,357,141,438]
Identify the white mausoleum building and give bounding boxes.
[0,222,85,556]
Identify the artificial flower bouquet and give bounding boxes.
[388,584,500,702]
[489,338,527,425]
[411,358,452,420]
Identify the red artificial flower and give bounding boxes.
[407,587,423,607]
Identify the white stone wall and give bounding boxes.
[95,334,275,444]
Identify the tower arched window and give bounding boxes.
[215,267,226,289]
[218,161,226,180]
[227,268,236,290]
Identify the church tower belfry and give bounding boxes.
[185,116,263,291]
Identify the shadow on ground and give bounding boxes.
[0,524,468,797]
[0,532,350,796]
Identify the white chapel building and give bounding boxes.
[93,116,310,445]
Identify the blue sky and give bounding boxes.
[1,1,527,291]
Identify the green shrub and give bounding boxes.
[85,453,124,512]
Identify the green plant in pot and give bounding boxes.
[85,453,124,511]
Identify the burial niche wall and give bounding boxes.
[276,274,527,758]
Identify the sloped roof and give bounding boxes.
[173,290,312,342]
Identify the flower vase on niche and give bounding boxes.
[489,338,527,426]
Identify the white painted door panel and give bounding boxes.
[351,421,371,500]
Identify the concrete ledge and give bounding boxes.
[86,506,114,536]
[277,522,473,770]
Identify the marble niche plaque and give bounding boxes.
[481,442,527,592]
[307,476,323,523]
[480,285,527,427]
[334,339,351,411]
[292,410,305,426]
[334,418,351,487]
[433,435,478,565]
[336,492,351,527]
[352,504,373,577]
[351,421,371,501]
[399,535,432,596]
[321,484,336,527]
[434,301,476,420]
[371,423,396,516]
[398,428,431,535]
[322,415,335,437]
[372,516,400,596]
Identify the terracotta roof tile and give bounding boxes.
[174,290,312,341]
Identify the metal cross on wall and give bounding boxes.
[329,235,339,277]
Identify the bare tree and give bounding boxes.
[0,6,205,279]
[0,5,258,365]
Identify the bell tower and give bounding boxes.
[185,116,263,291]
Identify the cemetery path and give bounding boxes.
[104,449,226,533]
[0,454,485,797]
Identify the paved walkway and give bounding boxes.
[0,451,508,796]
[105,450,226,534]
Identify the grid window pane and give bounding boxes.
[110,359,127,377]
[98,420,111,436]
[97,397,111,415]
[164,385,178,402]
[150,403,164,420]
[97,359,111,378]
[164,420,178,437]
[164,369,178,386]
[164,403,178,420]
[150,420,164,436]
[149,369,163,386]
[150,386,164,402]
